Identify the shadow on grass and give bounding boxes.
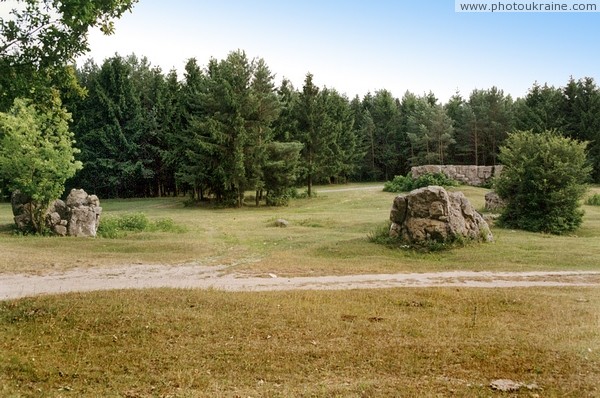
[0,223,15,235]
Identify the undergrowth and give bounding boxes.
[98,213,186,238]
[383,172,459,193]
[586,193,600,206]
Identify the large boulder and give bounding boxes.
[389,186,493,244]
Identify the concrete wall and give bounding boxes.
[410,165,503,186]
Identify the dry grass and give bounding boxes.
[0,287,598,397]
[1,184,600,275]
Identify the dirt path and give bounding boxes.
[318,185,384,193]
[1,264,599,300]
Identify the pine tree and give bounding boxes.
[70,55,148,198]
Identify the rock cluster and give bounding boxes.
[389,186,493,244]
[410,165,502,187]
[11,189,102,237]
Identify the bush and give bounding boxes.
[383,172,458,193]
[98,213,185,238]
[266,188,299,206]
[585,193,600,206]
[495,130,591,234]
[383,175,413,192]
[412,172,458,190]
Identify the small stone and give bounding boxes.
[490,379,522,392]
[274,219,289,228]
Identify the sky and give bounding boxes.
[4,0,600,102]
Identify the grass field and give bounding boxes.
[1,184,599,397]
[1,184,600,275]
[1,287,598,397]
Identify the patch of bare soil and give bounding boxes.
[1,265,599,300]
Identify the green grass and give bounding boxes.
[0,287,598,397]
[1,183,600,275]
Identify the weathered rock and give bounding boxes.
[410,165,502,187]
[48,199,68,220]
[64,189,102,237]
[11,191,36,232]
[11,190,31,217]
[484,191,506,212]
[10,188,101,237]
[389,186,493,244]
[13,213,32,231]
[65,188,89,208]
[54,225,68,236]
[68,206,99,237]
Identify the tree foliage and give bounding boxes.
[0,0,137,110]
[0,97,82,232]
[495,130,590,234]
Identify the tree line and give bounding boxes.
[2,0,600,209]
[61,50,600,204]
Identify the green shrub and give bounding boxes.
[383,175,413,192]
[266,188,298,206]
[495,130,591,234]
[98,213,185,238]
[383,172,458,193]
[148,218,187,233]
[412,172,458,189]
[586,193,600,206]
[117,213,149,231]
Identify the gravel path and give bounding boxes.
[1,264,599,300]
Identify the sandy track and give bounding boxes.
[1,264,599,300]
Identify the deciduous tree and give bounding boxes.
[0,97,82,232]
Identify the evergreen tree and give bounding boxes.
[560,77,600,181]
[245,58,281,205]
[177,57,211,200]
[514,82,563,133]
[405,96,454,166]
[445,92,475,164]
[349,95,376,181]
[294,73,328,196]
[468,87,514,165]
[369,90,405,180]
[70,55,148,198]
[272,79,299,142]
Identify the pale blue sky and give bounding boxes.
[74,0,600,101]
